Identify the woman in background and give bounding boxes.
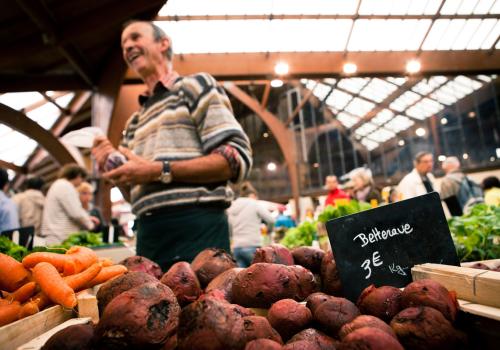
[77,182,104,233]
[350,167,382,204]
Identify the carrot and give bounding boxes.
[22,252,72,273]
[63,263,102,292]
[65,246,98,274]
[83,264,128,289]
[1,281,37,303]
[0,301,22,326]
[18,300,39,319]
[31,291,52,311]
[33,262,76,309]
[99,258,114,267]
[0,253,31,292]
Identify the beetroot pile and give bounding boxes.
[42,245,468,350]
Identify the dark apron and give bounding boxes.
[136,204,230,272]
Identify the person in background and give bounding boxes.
[41,164,100,245]
[92,20,252,271]
[0,168,19,233]
[397,151,438,200]
[227,182,274,267]
[274,205,296,229]
[324,175,350,207]
[350,167,382,203]
[482,176,500,206]
[440,157,468,216]
[77,182,105,233]
[12,177,45,236]
[388,187,400,204]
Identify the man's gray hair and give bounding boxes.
[443,156,460,168]
[123,20,173,61]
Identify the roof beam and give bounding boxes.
[0,74,87,93]
[125,51,500,82]
[0,160,26,174]
[15,0,95,87]
[0,103,77,166]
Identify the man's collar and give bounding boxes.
[138,81,168,106]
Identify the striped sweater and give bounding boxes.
[122,72,252,216]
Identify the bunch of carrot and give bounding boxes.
[0,246,127,327]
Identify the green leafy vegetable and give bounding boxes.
[0,236,28,261]
[448,204,500,262]
[280,221,317,249]
[318,200,372,223]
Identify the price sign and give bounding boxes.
[325,192,459,302]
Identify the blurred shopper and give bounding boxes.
[41,164,99,245]
[77,182,104,233]
[324,175,350,207]
[441,157,483,216]
[12,177,45,236]
[482,176,500,206]
[388,187,400,204]
[397,152,438,200]
[227,182,274,267]
[92,20,252,270]
[274,205,296,229]
[350,167,382,203]
[0,168,19,233]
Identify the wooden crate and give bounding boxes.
[411,263,500,309]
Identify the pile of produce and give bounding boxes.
[448,203,500,262]
[37,243,473,349]
[0,246,127,327]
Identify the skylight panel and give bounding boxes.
[0,92,44,111]
[325,89,353,110]
[467,19,497,49]
[389,91,421,112]
[54,93,75,109]
[407,0,430,14]
[441,0,463,14]
[313,83,333,100]
[372,109,394,125]
[26,103,60,129]
[405,20,433,50]
[360,78,398,102]
[323,78,337,86]
[355,122,378,137]
[451,19,482,50]
[437,19,466,50]
[386,77,407,86]
[412,80,435,95]
[474,0,496,14]
[406,98,444,119]
[428,76,449,88]
[454,75,482,90]
[490,0,500,13]
[367,128,396,143]
[431,89,459,105]
[160,0,271,16]
[336,111,360,128]
[425,0,445,14]
[458,0,480,14]
[361,138,379,151]
[476,75,492,82]
[358,0,393,15]
[0,131,37,166]
[385,115,414,132]
[338,78,369,94]
[422,19,450,50]
[344,97,375,117]
[0,124,12,137]
[480,19,500,49]
[390,0,412,15]
[303,80,317,91]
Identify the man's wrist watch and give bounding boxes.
[159,160,172,184]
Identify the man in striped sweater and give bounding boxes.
[92,20,252,270]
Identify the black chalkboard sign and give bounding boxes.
[325,192,460,302]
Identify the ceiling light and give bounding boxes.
[274,62,289,76]
[267,162,277,171]
[468,111,476,118]
[497,148,500,158]
[491,156,496,162]
[462,153,469,160]
[415,127,426,137]
[263,132,269,138]
[313,162,319,168]
[270,79,283,88]
[406,60,421,74]
[343,62,357,75]
[398,140,405,146]
[438,155,446,162]
[440,118,448,125]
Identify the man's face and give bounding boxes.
[121,22,169,76]
[325,176,338,190]
[416,154,434,174]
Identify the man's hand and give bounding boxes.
[92,136,116,171]
[103,146,162,186]
[90,216,101,226]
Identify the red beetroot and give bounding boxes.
[243,316,283,344]
[288,265,320,300]
[320,251,342,296]
[288,328,338,350]
[205,267,244,303]
[310,295,360,336]
[283,340,321,350]
[268,299,312,341]
[390,306,467,350]
[252,244,294,265]
[401,279,459,322]
[356,285,402,322]
[291,247,325,273]
[338,327,404,350]
[42,324,94,350]
[160,261,202,306]
[468,262,490,270]
[118,256,162,279]
[191,248,237,287]
[338,315,396,340]
[305,293,332,314]
[245,339,283,350]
